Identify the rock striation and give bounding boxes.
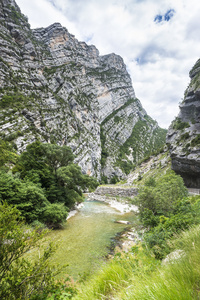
[166,59,200,187]
[0,0,166,180]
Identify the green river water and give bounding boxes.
[30,200,136,280]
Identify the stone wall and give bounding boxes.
[94,186,138,197]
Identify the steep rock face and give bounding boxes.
[166,59,200,187]
[0,0,166,180]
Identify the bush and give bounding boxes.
[0,171,49,223]
[135,172,197,259]
[172,117,190,130]
[191,134,200,147]
[136,171,188,218]
[0,202,59,300]
[42,203,68,229]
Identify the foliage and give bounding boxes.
[144,176,156,187]
[115,158,134,175]
[100,175,108,184]
[100,129,108,167]
[101,98,137,127]
[73,221,200,300]
[110,175,119,184]
[136,171,188,219]
[0,141,98,226]
[0,171,48,223]
[172,117,190,130]
[136,172,200,259]
[191,134,200,147]
[0,139,17,168]
[116,118,167,173]
[44,277,77,300]
[42,143,74,175]
[0,202,59,300]
[42,203,68,229]
[73,245,158,300]
[0,92,29,109]
[14,141,98,207]
[180,131,190,141]
[119,225,200,300]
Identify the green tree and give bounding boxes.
[136,172,196,259]
[42,143,74,176]
[136,171,188,220]
[14,141,98,206]
[0,139,17,168]
[57,164,99,206]
[42,203,68,229]
[0,202,59,300]
[0,171,68,228]
[0,171,49,223]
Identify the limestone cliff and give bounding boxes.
[166,59,200,187]
[0,0,166,180]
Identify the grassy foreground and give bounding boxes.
[73,225,200,300]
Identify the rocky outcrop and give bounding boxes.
[0,0,166,180]
[166,59,200,187]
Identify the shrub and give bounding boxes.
[136,171,188,218]
[191,134,200,147]
[172,117,190,130]
[42,203,68,229]
[0,202,59,300]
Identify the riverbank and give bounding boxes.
[67,203,84,220]
[86,185,142,254]
[67,186,141,256]
[86,185,138,214]
[87,192,138,213]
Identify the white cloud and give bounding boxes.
[16,0,200,128]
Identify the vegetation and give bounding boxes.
[116,118,167,173]
[100,99,138,169]
[0,92,29,109]
[100,102,167,176]
[191,134,200,147]
[119,225,200,300]
[0,141,98,228]
[0,202,77,300]
[135,171,200,259]
[0,139,17,168]
[72,172,200,300]
[172,117,190,130]
[73,224,200,300]
[1,140,200,299]
[189,58,200,77]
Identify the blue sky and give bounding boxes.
[17,0,200,129]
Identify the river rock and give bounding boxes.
[115,220,130,224]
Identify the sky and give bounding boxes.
[16,0,200,129]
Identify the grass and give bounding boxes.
[72,225,200,300]
[120,225,200,300]
[73,245,159,300]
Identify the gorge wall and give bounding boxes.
[166,59,200,188]
[0,0,166,180]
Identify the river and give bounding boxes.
[36,200,136,280]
